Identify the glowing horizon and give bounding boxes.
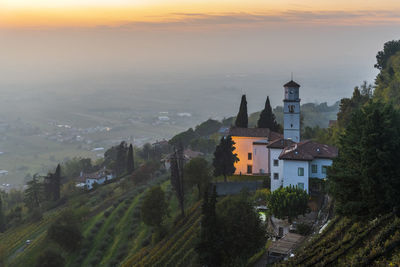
[2,0,400,28]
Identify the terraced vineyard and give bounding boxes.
[280,213,400,266]
[1,170,208,267]
[122,201,202,267]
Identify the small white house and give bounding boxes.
[278,140,338,193]
[78,168,115,190]
[267,138,296,191]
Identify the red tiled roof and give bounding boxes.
[267,138,296,149]
[229,127,282,141]
[279,140,338,161]
[81,169,113,180]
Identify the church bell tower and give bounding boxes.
[283,80,301,142]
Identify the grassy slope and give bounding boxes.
[279,214,400,266]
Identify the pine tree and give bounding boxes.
[213,136,239,182]
[235,95,248,128]
[126,144,135,174]
[257,96,280,131]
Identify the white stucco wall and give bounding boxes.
[86,177,106,190]
[253,144,269,174]
[270,148,284,191]
[283,160,309,192]
[309,158,333,179]
[232,136,269,175]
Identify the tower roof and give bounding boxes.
[284,80,300,88]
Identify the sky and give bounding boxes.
[2,0,400,28]
[1,0,400,111]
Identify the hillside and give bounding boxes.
[279,213,400,266]
[0,172,201,267]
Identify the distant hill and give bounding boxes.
[249,101,340,129]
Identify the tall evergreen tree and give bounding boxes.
[0,196,6,232]
[170,145,185,217]
[44,165,61,201]
[213,136,239,182]
[257,96,280,131]
[53,164,61,201]
[329,101,400,217]
[126,144,135,174]
[25,174,44,209]
[115,141,128,176]
[234,95,248,128]
[197,186,221,267]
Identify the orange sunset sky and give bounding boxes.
[2,0,400,28]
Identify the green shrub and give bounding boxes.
[35,249,65,267]
[296,223,312,235]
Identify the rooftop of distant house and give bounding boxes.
[229,127,282,141]
[77,168,113,181]
[279,140,338,161]
[267,138,296,149]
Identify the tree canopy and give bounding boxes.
[184,157,212,199]
[35,249,65,267]
[216,194,266,265]
[374,39,400,70]
[141,186,168,228]
[267,186,309,223]
[374,47,400,107]
[47,210,82,251]
[328,101,400,218]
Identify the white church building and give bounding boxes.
[229,80,338,193]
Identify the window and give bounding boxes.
[311,164,318,173]
[298,167,304,176]
[273,173,279,180]
[289,105,295,113]
[247,165,252,174]
[273,159,279,166]
[248,153,252,160]
[297,182,304,190]
[322,166,328,174]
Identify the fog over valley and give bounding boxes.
[1,24,400,186]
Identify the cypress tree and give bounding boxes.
[53,164,61,201]
[235,95,248,128]
[197,185,221,267]
[213,136,239,182]
[257,96,280,131]
[115,141,128,176]
[126,144,135,174]
[0,196,5,232]
[171,145,185,217]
